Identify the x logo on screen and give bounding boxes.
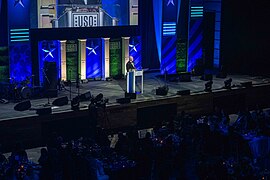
[42,48,55,60]
[86,46,99,55]
[167,0,175,6]
[14,0,24,7]
[129,44,138,52]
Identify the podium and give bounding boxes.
[127,70,143,93]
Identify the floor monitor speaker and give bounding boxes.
[52,96,69,106]
[14,100,31,111]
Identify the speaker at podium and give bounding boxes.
[126,70,144,94]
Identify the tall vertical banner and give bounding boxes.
[86,39,102,79]
[38,40,60,84]
[66,40,78,81]
[8,0,30,29]
[0,0,9,83]
[8,0,32,83]
[109,39,122,78]
[0,47,9,83]
[188,6,204,72]
[161,0,179,74]
[176,39,187,72]
[188,19,203,72]
[176,0,189,72]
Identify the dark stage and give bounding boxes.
[1,72,270,151]
[1,72,270,121]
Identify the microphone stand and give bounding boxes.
[76,73,81,103]
[42,68,51,106]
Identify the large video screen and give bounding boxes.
[33,0,138,29]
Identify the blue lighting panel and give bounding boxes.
[188,19,203,71]
[10,29,29,42]
[161,36,177,74]
[190,6,203,18]
[8,0,30,29]
[129,36,142,70]
[163,22,176,36]
[160,0,179,75]
[9,42,32,83]
[8,0,31,84]
[86,39,102,79]
[38,40,60,84]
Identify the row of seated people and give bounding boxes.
[0,105,270,179]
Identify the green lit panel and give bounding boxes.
[66,40,78,81]
[176,39,187,72]
[0,46,9,82]
[109,39,122,78]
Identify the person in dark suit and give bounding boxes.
[126,56,136,72]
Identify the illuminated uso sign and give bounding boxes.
[73,13,99,27]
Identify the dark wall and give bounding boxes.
[203,12,215,70]
[221,0,270,75]
[140,0,160,69]
[0,0,7,46]
[177,0,189,40]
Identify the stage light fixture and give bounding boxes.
[204,80,213,92]
[224,78,232,89]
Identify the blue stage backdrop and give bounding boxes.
[8,0,31,83]
[188,18,203,72]
[86,39,102,79]
[129,36,142,70]
[8,0,30,28]
[160,0,180,74]
[9,43,32,83]
[38,40,60,85]
[161,35,177,74]
[152,0,181,74]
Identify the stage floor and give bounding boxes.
[1,72,270,121]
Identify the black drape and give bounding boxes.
[140,0,160,69]
[0,0,7,46]
[220,0,270,75]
